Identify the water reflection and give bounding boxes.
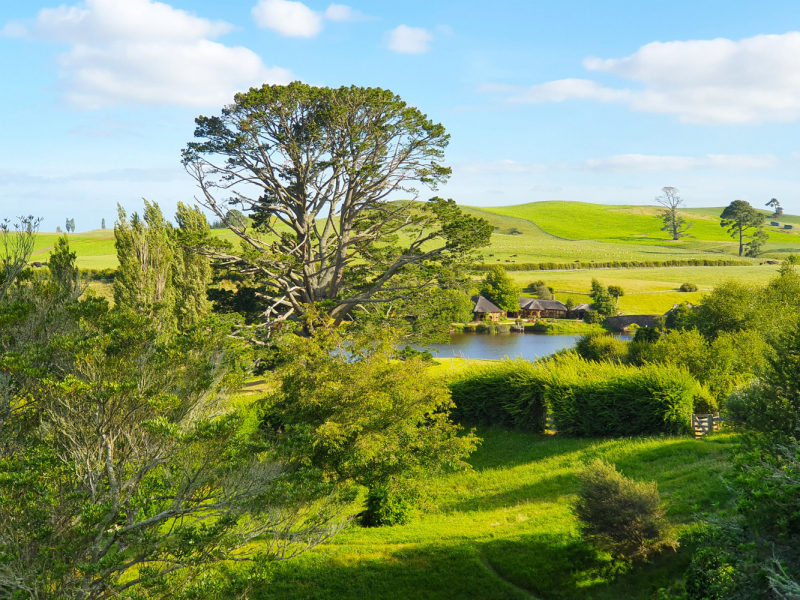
[422,332,632,362]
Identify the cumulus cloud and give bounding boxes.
[324,4,374,22]
[4,0,292,109]
[386,25,433,54]
[490,32,800,124]
[252,0,323,37]
[582,154,779,172]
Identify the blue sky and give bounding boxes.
[4,0,800,231]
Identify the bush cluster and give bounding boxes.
[475,258,750,272]
[449,355,699,436]
[679,282,699,292]
[574,459,675,560]
[79,267,116,281]
[574,333,628,363]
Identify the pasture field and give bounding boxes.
[509,265,781,315]
[252,429,733,600]
[480,201,800,247]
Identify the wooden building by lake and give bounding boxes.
[471,295,504,321]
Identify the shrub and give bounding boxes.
[583,310,600,324]
[632,326,661,343]
[364,483,416,527]
[574,460,674,560]
[685,547,736,600]
[679,282,698,292]
[496,323,511,333]
[451,355,698,436]
[574,333,628,363]
[463,323,477,333]
[475,322,496,334]
[547,358,696,436]
[448,359,549,431]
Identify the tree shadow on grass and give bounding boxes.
[439,471,576,514]
[479,533,692,600]
[250,533,690,600]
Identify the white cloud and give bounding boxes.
[324,4,374,22]
[252,0,323,38]
[5,0,292,109]
[492,32,800,124]
[582,154,779,172]
[386,25,432,54]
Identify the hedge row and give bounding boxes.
[80,268,116,281]
[448,355,701,436]
[475,258,750,272]
[461,322,512,333]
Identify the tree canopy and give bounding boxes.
[720,200,766,257]
[181,82,491,337]
[480,266,520,312]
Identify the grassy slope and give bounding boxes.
[256,429,733,600]
[481,201,800,246]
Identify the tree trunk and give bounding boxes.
[739,226,744,256]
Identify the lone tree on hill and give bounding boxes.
[182,82,491,335]
[656,186,691,240]
[720,200,767,257]
[480,265,520,312]
[766,197,783,218]
[590,278,617,316]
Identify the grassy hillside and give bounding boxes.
[252,428,733,600]
[481,201,800,246]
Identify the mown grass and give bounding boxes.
[251,429,734,600]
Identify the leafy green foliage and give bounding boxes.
[449,355,699,436]
[448,359,549,431]
[182,83,491,334]
[720,200,766,257]
[546,357,697,436]
[262,320,479,525]
[479,265,520,312]
[364,483,417,527]
[678,282,698,292]
[607,285,624,299]
[574,459,674,560]
[0,237,341,599]
[574,333,628,363]
[684,548,736,600]
[590,278,617,316]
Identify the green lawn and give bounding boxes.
[252,429,734,600]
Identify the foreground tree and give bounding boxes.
[720,200,766,257]
[480,265,520,312]
[656,186,692,240]
[181,83,491,335]
[0,234,344,599]
[263,318,479,526]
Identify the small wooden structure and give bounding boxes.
[570,303,592,319]
[471,295,504,321]
[518,297,568,318]
[692,413,725,438]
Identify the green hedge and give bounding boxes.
[448,355,699,436]
[448,359,548,431]
[475,258,750,272]
[546,359,697,436]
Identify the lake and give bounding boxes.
[422,332,632,362]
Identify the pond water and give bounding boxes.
[421,332,632,362]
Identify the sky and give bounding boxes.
[4,0,800,231]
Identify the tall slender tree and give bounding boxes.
[656,187,691,240]
[720,200,766,257]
